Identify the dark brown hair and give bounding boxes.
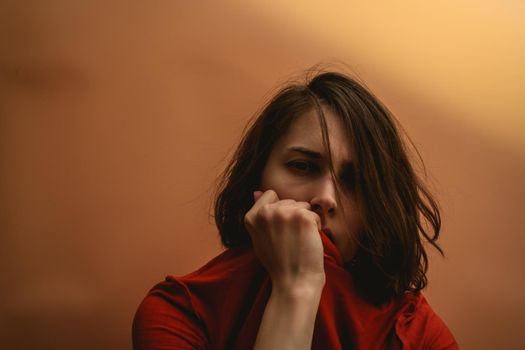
[214,70,443,305]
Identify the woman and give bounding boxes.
[133,71,458,349]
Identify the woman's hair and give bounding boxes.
[214,70,443,305]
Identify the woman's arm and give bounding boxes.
[245,190,325,350]
[253,279,324,350]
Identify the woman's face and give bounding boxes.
[260,106,363,263]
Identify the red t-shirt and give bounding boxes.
[133,233,458,349]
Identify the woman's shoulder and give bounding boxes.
[132,274,210,350]
[394,292,459,349]
[132,246,266,350]
[180,245,261,282]
[139,245,263,311]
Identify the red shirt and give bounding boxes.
[133,233,458,349]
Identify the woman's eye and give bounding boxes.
[286,161,319,174]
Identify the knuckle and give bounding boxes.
[258,204,272,220]
[274,208,289,223]
[266,189,276,197]
[301,211,317,225]
[289,209,305,222]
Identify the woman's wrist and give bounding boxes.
[271,273,325,301]
[253,274,324,350]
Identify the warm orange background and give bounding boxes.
[1,1,523,349]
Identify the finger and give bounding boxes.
[283,201,311,210]
[253,190,263,201]
[271,199,298,208]
[303,209,322,230]
[250,189,280,212]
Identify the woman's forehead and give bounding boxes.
[276,108,353,163]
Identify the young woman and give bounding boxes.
[133,71,458,349]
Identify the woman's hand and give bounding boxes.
[244,189,325,292]
[246,190,325,349]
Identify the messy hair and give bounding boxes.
[214,70,442,305]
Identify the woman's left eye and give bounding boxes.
[286,161,319,173]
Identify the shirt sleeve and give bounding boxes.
[132,279,209,350]
[395,295,459,350]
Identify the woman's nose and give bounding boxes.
[310,177,337,217]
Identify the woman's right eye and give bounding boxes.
[286,161,320,174]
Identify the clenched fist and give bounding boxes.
[244,189,325,292]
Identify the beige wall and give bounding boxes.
[1,1,523,349]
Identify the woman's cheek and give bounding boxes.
[275,186,304,202]
[262,170,304,201]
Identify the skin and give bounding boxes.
[244,106,364,349]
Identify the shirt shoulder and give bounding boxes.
[132,276,210,350]
[132,246,262,350]
[395,293,459,350]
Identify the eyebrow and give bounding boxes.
[287,146,354,169]
[288,146,322,159]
